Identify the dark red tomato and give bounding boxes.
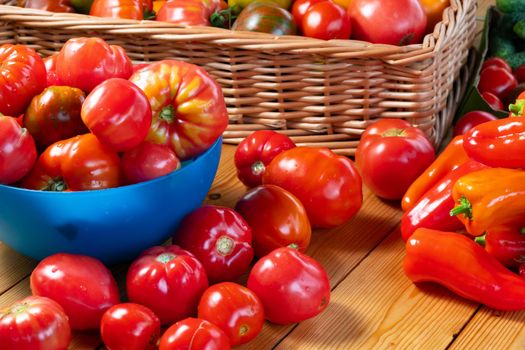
[24,86,87,149]
[478,65,518,101]
[23,0,75,12]
[156,0,221,25]
[291,0,325,32]
[90,0,144,19]
[481,57,512,72]
[481,91,505,111]
[231,2,297,35]
[483,228,525,268]
[158,318,231,350]
[126,245,209,325]
[56,37,133,93]
[30,253,120,330]
[198,282,264,347]
[234,130,296,188]
[355,119,435,200]
[235,184,311,258]
[348,0,427,45]
[514,65,525,83]
[453,111,498,136]
[0,44,46,116]
[101,303,161,350]
[0,115,37,185]
[122,141,181,184]
[172,205,254,284]
[0,296,71,350]
[81,78,152,152]
[263,147,362,228]
[247,247,330,324]
[43,54,62,87]
[302,1,351,40]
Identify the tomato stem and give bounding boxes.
[216,236,234,256]
[251,161,265,176]
[156,253,176,263]
[382,128,407,137]
[159,105,175,123]
[450,196,472,219]
[288,243,299,250]
[510,100,525,117]
[45,179,67,192]
[474,234,486,246]
[239,324,249,336]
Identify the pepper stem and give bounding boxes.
[474,234,486,246]
[509,99,525,117]
[450,196,473,219]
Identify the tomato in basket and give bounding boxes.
[232,2,297,35]
[302,1,352,40]
[90,0,144,19]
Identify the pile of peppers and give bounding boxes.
[401,90,525,311]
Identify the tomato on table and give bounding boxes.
[158,318,231,350]
[453,111,498,136]
[302,1,351,40]
[122,141,181,184]
[90,0,144,19]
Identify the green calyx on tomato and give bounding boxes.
[382,128,407,137]
[210,5,242,28]
[251,161,265,176]
[156,252,177,263]
[216,236,235,256]
[44,179,67,192]
[159,105,175,123]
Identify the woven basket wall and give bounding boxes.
[0,0,477,155]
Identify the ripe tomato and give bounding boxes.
[101,303,161,350]
[21,133,121,191]
[481,91,505,111]
[0,44,46,116]
[172,205,254,283]
[247,247,330,324]
[291,0,326,32]
[156,0,221,25]
[126,245,209,325]
[452,111,498,136]
[90,0,144,19]
[418,0,449,34]
[235,184,311,258]
[355,119,435,200]
[234,130,296,188]
[129,60,228,160]
[478,65,518,101]
[0,296,71,350]
[56,37,133,93]
[24,86,87,149]
[481,57,512,72]
[43,54,62,87]
[231,2,297,35]
[348,0,427,45]
[30,253,120,330]
[263,147,362,228]
[159,318,231,350]
[81,78,152,152]
[0,115,37,185]
[198,282,264,346]
[122,141,181,184]
[302,1,351,40]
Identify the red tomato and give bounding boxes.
[90,0,144,19]
[263,147,362,228]
[56,37,133,93]
[129,60,228,160]
[291,0,328,32]
[101,303,161,350]
[198,282,264,346]
[43,54,62,87]
[0,115,37,185]
[172,205,254,284]
[30,253,120,330]
[234,130,296,188]
[0,44,46,116]
[0,296,71,350]
[156,0,221,25]
[481,91,505,111]
[478,65,518,101]
[235,184,311,258]
[348,0,427,45]
[81,78,152,152]
[302,1,351,40]
[122,141,181,184]
[481,57,512,72]
[247,247,330,324]
[159,318,231,350]
[23,0,75,12]
[126,245,209,325]
[355,119,435,200]
[452,111,498,136]
[21,133,121,191]
[514,65,525,83]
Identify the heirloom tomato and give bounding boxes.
[122,141,181,184]
[22,0,75,12]
[173,205,254,283]
[263,147,362,228]
[247,247,330,324]
[302,1,351,40]
[21,133,121,191]
[101,303,161,350]
[355,119,435,200]
[232,2,297,35]
[0,44,46,116]
[234,130,296,188]
[56,37,133,92]
[126,245,209,325]
[90,0,144,19]
[0,115,37,185]
[43,54,62,87]
[0,296,71,350]
[478,65,518,101]
[24,86,87,148]
[30,253,120,330]
[159,318,230,350]
[156,0,221,26]
[235,184,311,258]
[198,282,264,346]
[453,111,498,136]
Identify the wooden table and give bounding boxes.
[2,1,511,349]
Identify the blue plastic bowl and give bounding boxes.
[0,138,222,265]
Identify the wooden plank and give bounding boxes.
[0,243,36,294]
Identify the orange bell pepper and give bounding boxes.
[418,0,450,34]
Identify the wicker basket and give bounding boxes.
[0,0,477,155]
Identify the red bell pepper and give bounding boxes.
[476,227,525,268]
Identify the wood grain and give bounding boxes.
[0,243,36,295]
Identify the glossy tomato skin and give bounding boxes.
[232,2,298,35]
[478,65,518,101]
[198,282,264,346]
[173,205,254,284]
[247,247,330,324]
[23,0,75,12]
[126,245,209,325]
[348,0,427,45]
[101,303,161,350]
[159,318,231,350]
[56,37,133,93]
[481,91,505,111]
[453,111,498,136]
[0,296,71,350]
[0,44,47,116]
[90,0,143,19]
[0,115,37,185]
[481,57,512,72]
[235,184,311,258]
[122,141,181,184]
[81,78,152,152]
[291,0,325,32]
[355,119,435,200]
[234,130,296,188]
[30,253,120,330]
[156,0,221,25]
[302,1,351,40]
[263,147,362,228]
[43,54,62,86]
